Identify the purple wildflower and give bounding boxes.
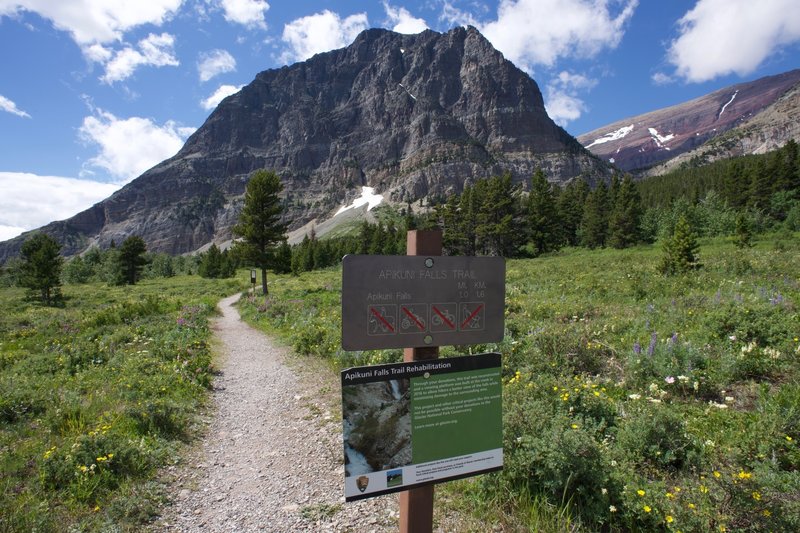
[647,332,657,357]
[633,342,642,355]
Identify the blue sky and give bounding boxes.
[1,0,799,241]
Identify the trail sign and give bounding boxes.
[342,255,505,350]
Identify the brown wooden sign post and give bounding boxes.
[400,229,441,533]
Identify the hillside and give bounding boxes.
[578,69,800,173]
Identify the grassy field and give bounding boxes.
[238,233,800,532]
[0,275,246,532]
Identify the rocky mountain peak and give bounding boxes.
[0,26,606,261]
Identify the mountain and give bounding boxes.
[0,26,607,262]
[577,69,800,174]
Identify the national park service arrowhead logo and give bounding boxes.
[356,475,369,493]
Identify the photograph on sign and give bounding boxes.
[342,255,505,350]
[341,353,503,501]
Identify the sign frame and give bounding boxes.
[341,255,505,350]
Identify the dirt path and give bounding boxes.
[154,294,397,532]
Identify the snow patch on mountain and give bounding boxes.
[648,127,675,149]
[584,124,634,148]
[718,90,739,118]
[335,186,383,216]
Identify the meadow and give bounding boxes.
[238,233,800,532]
[0,275,246,532]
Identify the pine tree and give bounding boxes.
[19,232,63,304]
[580,182,610,249]
[557,179,589,246]
[607,175,642,249]
[734,213,753,249]
[659,215,701,275]
[117,236,147,285]
[527,169,560,256]
[232,170,287,295]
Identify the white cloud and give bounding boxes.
[383,2,428,34]
[280,10,368,64]
[544,71,597,126]
[0,0,182,45]
[0,94,30,118]
[219,0,269,29]
[99,32,179,84]
[651,72,673,85]
[202,84,243,110]
[480,0,638,72]
[78,109,195,182]
[198,49,237,82]
[439,1,480,28]
[667,0,800,83]
[0,172,120,238]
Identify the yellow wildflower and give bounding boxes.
[713,471,721,478]
[666,515,674,523]
[637,489,646,497]
[752,491,761,501]
[643,505,651,513]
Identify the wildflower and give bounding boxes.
[609,505,617,513]
[571,424,579,429]
[647,332,657,356]
[677,375,689,382]
[688,503,696,509]
[699,485,708,493]
[737,470,752,480]
[713,471,721,478]
[637,489,646,497]
[724,396,734,403]
[719,526,726,532]
[752,491,761,501]
[643,505,651,513]
[93,505,100,512]
[601,488,608,495]
[787,436,794,442]
[633,342,642,355]
[666,492,674,498]
[665,376,675,384]
[628,393,641,400]
[763,509,771,517]
[666,515,674,524]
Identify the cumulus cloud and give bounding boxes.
[78,109,195,182]
[198,49,237,82]
[0,94,30,118]
[98,32,179,84]
[280,10,368,64]
[480,0,638,72]
[201,84,243,110]
[219,0,269,29]
[544,71,597,126]
[667,0,800,83]
[651,72,673,85]
[0,0,182,45]
[439,1,480,28]
[0,172,120,239]
[383,2,428,34]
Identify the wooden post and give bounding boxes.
[400,229,441,533]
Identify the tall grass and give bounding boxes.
[239,233,800,531]
[0,275,246,532]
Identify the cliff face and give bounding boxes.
[578,69,800,174]
[0,26,606,260]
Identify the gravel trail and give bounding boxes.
[154,294,397,532]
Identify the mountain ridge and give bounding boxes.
[577,69,800,173]
[0,26,607,262]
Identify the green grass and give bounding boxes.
[239,232,800,532]
[0,275,246,532]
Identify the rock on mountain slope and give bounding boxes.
[0,26,607,261]
[578,69,800,173]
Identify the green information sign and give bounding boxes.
[341,353,502,501]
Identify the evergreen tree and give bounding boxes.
[748,158,772,210]
[580,182,610,249]
[19,232,63,304]
[273,241,292,274]
[118,236,148,285]
[475,174,525,256]
[659,215,701,275]
[607,175,642,249]
[527,169,560,256]
[63,256,93,284]
[734,213,753,249]
[199,244,224,278]
[557,179,589,246]
[232,169,287,295]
